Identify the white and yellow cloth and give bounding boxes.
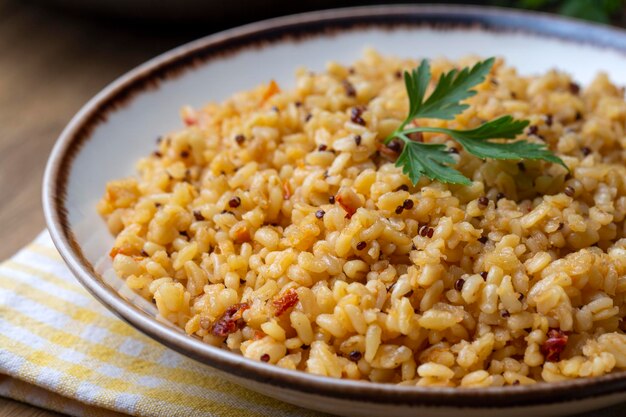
[0,233,624,416]
[0,232,324,416]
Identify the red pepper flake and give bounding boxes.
[406,131,423,142]
[541,329,568,362]
[283,181,292,200]
[109,245,135,258]
[262,79,281,103]
[183,115,197,126]
[211,303,250,337]
[272,289,299,317]
[336,188,360,219]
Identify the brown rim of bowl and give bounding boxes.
[43,4,626,408]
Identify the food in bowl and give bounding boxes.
[98,50,626,386]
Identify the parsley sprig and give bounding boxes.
[386,57,567,186]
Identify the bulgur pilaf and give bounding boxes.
[98,50,626,386]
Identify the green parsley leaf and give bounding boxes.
[395,57,495,133]
[395,135,471,186]
[387,58,568,185]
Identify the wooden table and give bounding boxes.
[1,1,625,416]
[0,1,198,414]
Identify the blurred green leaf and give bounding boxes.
[492,0,624,23]
[559,0,621,23]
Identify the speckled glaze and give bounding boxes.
[43,5,626,416]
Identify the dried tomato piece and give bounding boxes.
[272,289,299,317]
[541,329,568,362]
[211,303,250,337]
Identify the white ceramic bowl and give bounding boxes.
[43,5,626,417]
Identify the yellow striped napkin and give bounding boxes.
[0,231,325,417]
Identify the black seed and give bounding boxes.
[558,222,564,230]
[305,113,313,122]
[180,230,189,238]
[419,225,429,237]
[501,310,511,318]
[478,236,488,244]
[354,135,362,145]
[155,202,162,208]
[356,241,367,250]
[228,196,241,208]
[152,151,162,158]
[395,205,404,214]
[180,150,189,158]
[386,139,403,153]
[193,210,204,221]
[329,195,335,204]
[564,186,575,197]
[497,192,505,200]
[403,199,414,210]
[575,111,582,121]
[511,91,517,99]
[518,293,524,301]
[397,184,410,192]
[315,210,325,219]
[480,271,488,280]
[569,82,580,95]
[427,228,434,238]
[411,244,417,250]
[301,344,310,350]
[454,278,465,291]
[394,70,403,79]
[517,162,526,172]
[528,125,539,136]
[260,354,270,362]
[240,279,246,284]
[478,196,489,207]
[295,101,303,107]
[350,106,366,126]
[318,144,327,151]
[448,147,459,154]
[406,290,414,297]
[348,351,362,362]
[581,146,591,156]
[545,114,553,126]
[235,134,245,145]
[343,80,357,97]
[140,249,149,257]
